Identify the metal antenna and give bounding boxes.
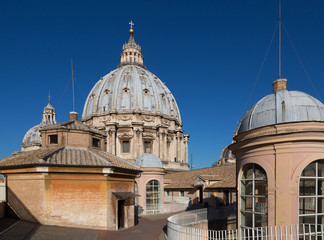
[190,153,193,170]
[279,0,282,79]
[71,59,75,112]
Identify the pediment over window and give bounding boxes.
[142,133,155,140]
[117,133,134,139]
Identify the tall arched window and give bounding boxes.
[240,163,268,228]
[299,160,324,225]
[146,180,161,214]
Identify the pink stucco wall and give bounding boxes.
[232,122,324,227]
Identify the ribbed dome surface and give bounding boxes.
[22,123,46,148]
[238,90,324,134]
[136,153,163,168]
[82,65,181,123]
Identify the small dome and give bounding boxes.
[22,100,57,151]
[220,144,235,162]
[21,123,46,149]
[239,87,324,134]
[136,153,163,168]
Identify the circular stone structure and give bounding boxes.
[81,28,189,172]
[135,152,164,215]
[231,79,324,228]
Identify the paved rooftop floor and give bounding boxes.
[0,213,174,240]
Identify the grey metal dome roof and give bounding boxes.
[136,153,163,168]
[82,65,181,123]
[21,123,46,148]
[238,88,324,134]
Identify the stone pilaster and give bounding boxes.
[183,134,190,164]
[105,123,117,155]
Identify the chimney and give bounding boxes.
[70,111,78,121]
[273,78,287,93]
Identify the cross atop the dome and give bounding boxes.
[129,21,134,29]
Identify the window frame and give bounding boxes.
[92,137,100,148]
[122,140,130,153]
[299,160,324,225]
[240,163,268,229]
[144,141,151,153]
[49,134,58,145]
[146,180,161,214]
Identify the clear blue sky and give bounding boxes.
[1,0,324,169]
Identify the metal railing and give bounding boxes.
[167,208,324,240]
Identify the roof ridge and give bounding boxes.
[39,147,64,162]
[95,150,140,169]
[88,149,113,166]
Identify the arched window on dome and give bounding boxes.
[299,160,324,225]
[240,163,268,228]
[146,180,161,214]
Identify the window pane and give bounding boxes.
[123,141,130,153]
[240,180,246,195]
[241,180,253,195]
[318,197,324,213]
[92,138,100,148]
[255,197,267,214]
[302,162,316,177]
[299,197,316,214]
[299,215,315,224]
[255,166,267,180]
[144,141,151,153]
[255,180,267,195]
[242,167,253,179]
[241,196,252,212]
[241,212,252,227]
[318,179,324,195]
[299,179,316,196]
[318,215,324,224]
[255,213,267,228]
[318,161,324,177]
[49,135,58,144]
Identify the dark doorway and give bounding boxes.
[198,187,203,203]
[224,190,229,205]
[117,200,125,229]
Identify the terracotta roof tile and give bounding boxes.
[40,121,106,136]
[164,164,236,189]
[0,147,140,171]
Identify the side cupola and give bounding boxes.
[21,97,57,152]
